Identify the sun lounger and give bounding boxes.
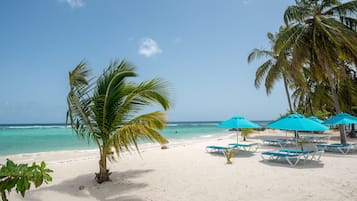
[279,149,323,160]
[316,143,356,154]
[263,138,293,148]
[228,143,259,152]
[299,136,329,143]
[205,145,229,156]
[261,151,304,166]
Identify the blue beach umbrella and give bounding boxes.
[218,116,261,143]
[308,116,324,124]
[268,113,329,150]
[268,113,329,131]
[323,112,357,125]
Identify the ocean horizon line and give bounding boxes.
[0,120,273,127]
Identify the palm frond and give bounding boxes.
[111,111,168,155]
[327,0,357,17]
[254,60,272,89]
[68,61,91,91]
[264,63,282,95]
[247,49,274,63]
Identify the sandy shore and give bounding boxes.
[1,129,357,201]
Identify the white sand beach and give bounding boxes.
[1,129,357,201]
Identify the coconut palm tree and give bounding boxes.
[248,32,294,113]
[66,60,171,183]
[275,0,357,144]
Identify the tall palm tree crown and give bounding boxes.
[275,0,357,144]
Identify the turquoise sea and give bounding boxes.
[0,121,268,156]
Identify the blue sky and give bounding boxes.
[0,0,295,124]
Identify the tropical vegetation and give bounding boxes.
[240,128,255,141]
[0,159,52,201]
[249,0,357,144]
[66,60,171,183]
[224,149,235,164]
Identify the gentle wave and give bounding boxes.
[1,125,68,129]
[166,124,178,127]
[168,123,218,126]
[199,134,213,138]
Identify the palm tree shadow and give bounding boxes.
[206,150,255,158]
[26,169,153,201]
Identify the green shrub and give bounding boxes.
[241,128,254,141]
[0,159,53,201]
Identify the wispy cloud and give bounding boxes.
[59,0,85,8]
[242,0,251,5]
[138,38,162,57]
[172,37,182,44]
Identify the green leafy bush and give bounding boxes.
[241,128,254,141]
[0,159,53,201]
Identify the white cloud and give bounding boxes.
[138,38,162,57]
[59,0,85,8]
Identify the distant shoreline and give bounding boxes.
[0,120,272,127]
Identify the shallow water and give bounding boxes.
[0,121,268,156]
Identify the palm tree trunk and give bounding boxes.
[308,97,314,116]
[96,147,111,183]
[325,66,347,144]
[282,73,293,113]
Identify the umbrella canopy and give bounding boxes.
[218,116,261,129]
[323,112,357,125]
[218,116,260,143]
[308,116,324,124]
[268,113,329,131]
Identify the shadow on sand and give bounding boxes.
[25,169,154,201]
[259,159,324,169]
[206,149,256,158]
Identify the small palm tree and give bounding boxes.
[66,60,171,183]
[240,128,254,141]
[224,149,235,164]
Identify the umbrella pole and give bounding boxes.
[236,130,239,143]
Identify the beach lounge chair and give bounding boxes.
[205,145,229,156]
[316,143,356,154]
[279,149,323,161]
[263,138,293,148]
[228,143,259,152]
[299,136,329,144]
[261,151,304,166]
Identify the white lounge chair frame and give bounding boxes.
[263,138,293,148]
[316,144,356,154]
[228,143,260,152]
[205,146,229,156]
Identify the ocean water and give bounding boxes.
[0,121,268,156]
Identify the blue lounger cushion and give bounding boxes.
[279,149,309,154]
[261,151,304,166]
[205,145,229,156]
[261,151,300,157]
[279,149,324,160]
[206,145,228,150]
